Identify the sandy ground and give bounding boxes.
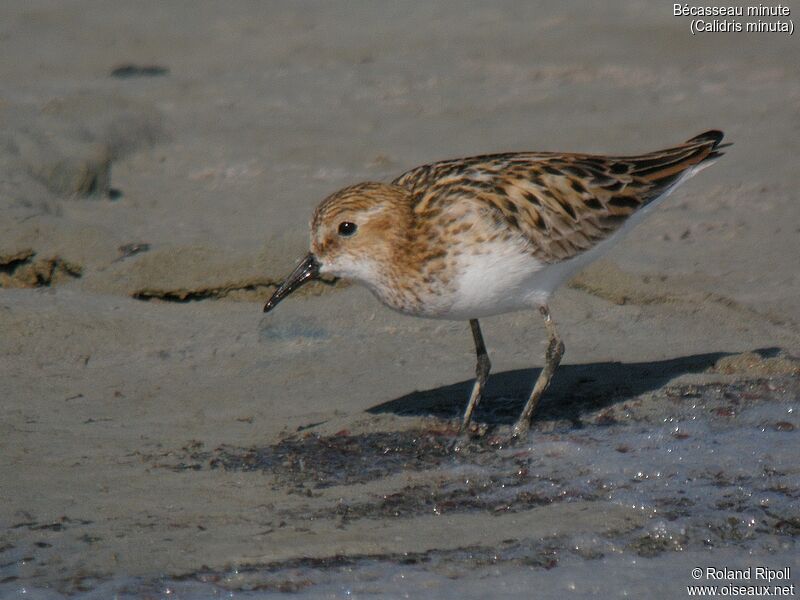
[1,1,799,597]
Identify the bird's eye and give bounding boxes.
[338,221,358,237]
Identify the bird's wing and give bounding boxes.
[393,131,727,263]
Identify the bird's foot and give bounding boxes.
[451,421,477,452]
[450,434,470,453]
[450,421,488,452]
[510,419,531,441]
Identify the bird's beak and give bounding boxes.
[263,253,320,313]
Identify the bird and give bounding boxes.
[263,130,728,441]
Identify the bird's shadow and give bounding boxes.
[368,348,782,427]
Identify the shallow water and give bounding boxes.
[3,377,797,599]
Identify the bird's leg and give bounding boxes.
[512,305,564,439]
[457,318,491,436]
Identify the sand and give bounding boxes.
[1,1,798,597]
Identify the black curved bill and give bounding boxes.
[263,253,320,313]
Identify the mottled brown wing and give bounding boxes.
[393,131,727,263]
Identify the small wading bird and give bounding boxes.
[263,131,728,441]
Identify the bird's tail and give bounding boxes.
[623,130,730,187]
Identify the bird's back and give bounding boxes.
[394,130,728,265]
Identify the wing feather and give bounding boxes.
[393,131,727,263]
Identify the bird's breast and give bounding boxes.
[367,238,548,320]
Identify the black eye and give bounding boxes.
[338,221,358,237]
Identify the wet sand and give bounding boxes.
[1,1,799,597]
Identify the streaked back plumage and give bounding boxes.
[393,130,727,264]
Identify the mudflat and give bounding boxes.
[1,1,798,597]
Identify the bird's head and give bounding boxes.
[263,182,411,313]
